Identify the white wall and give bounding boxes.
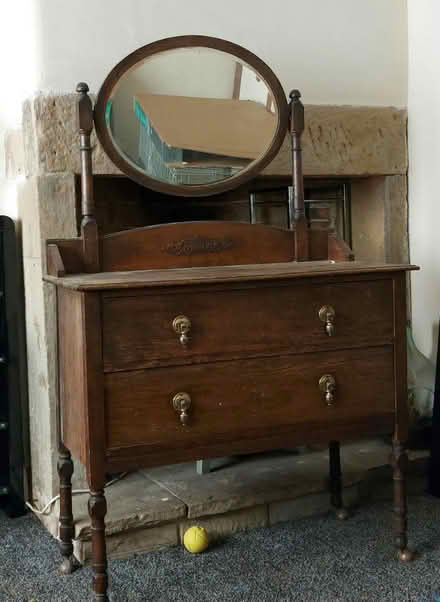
[0,0,409,202]
[0,1,39,215]
[34,0,407,105]
[408,0,440,361]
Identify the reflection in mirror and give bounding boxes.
[106,47,278,186]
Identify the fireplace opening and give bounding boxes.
[75,175,352,248]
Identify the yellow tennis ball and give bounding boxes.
[183,526,209,553]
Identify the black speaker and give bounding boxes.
[0,216,29,516]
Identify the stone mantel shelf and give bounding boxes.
[21,94,407,179]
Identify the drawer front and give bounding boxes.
[102,279,394,371]
[105,346,395,450]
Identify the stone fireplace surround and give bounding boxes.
[12,94,410,559]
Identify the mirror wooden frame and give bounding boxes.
[94,35,289,197]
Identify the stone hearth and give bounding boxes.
[39,439,426,563]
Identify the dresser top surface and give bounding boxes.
[44,260,418,291]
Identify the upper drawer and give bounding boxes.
[102,278,394,372]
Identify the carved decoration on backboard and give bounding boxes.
[163,235,236,256]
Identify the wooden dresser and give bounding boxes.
[44,36,418,601]
[51,261,412,473]
[46,259,416,600]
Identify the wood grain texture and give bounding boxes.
[293,218,309,261]
[82,218,100,274]
[101,221,295,271]
[57,449,74,565]
[45,260,418,291]
[44,222,331,276]
[105,415,395,472]
[104,345,395,450]
[54,259,414,599]
[81,293,106,489]
[102,278,394,371]
[47,244,66,277]
[57,289,106,486]
[46,239,84,276]
[57,288,87,464]
[308,229,329,261]
[88,489,108,600]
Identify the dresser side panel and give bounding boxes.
[58,287,87,465]
[81,292,106,488]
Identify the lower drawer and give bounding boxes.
[105,346,395,451]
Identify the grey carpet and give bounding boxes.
[1,495,440,602]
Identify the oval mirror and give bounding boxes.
[94,36,289,197]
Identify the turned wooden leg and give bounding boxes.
[88,489,109,601]
[390,438,414,562]
[329,441,349,520]
[57,447,76,574]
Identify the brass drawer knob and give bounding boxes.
[318,305,335,336]
[319,374,336,406]
[172,392,192,425]
[173,315,191,347]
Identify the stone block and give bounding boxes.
[268,484,360,525]
[74,523,179,564]
[339,438,392,471]
[22,257,58,506]
[351,177,386,262]
[264,106,407,177]
[36,440,425,563]
[22,94,407,179]
[23,93,121,177]
[72,472,186,540]
[178,505,268,542]
[17,173,78,263]
[37,173,78,272]
[17,177,42,259]
[68,472,185,563]
[384,174,409,264]
[22,99,39,178]
[144,451,362,519]
[407,449,430,470]
[358,466,427,502]
[37,504,59,540]
[17,171,83,497]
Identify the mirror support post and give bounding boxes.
[77,82,100,273]
[289,90,308,261]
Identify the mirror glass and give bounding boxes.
[105,47,279,187]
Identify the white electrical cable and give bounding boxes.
[25,473,129,516]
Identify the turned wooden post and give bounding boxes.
[390,437,414,561]
[76,82,99,273]
[57,445,75,574]
[288,89,308,261]
[88,489,109,601]
[328,440,349,520]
